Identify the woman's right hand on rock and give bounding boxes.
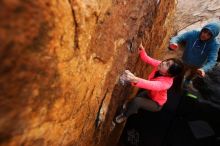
[138,42,145,52]
[124,70,138,83]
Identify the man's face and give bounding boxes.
[200,29,212,41]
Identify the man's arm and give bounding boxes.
[169,30,194,50]
[201,45,219,72]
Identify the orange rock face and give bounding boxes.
[0,0,175,146]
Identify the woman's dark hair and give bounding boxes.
[166,58,184,77]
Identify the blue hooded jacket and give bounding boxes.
[170,22,220,72]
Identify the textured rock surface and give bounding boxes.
[0,0,175,146]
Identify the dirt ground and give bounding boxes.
[175,0,220,31]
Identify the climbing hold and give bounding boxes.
[157,0,160,5]
[95,90,108,129]
[127,37,135,53]
[110,121,116,132]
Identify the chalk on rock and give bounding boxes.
[119,72,129,86]
[157,0,160,5]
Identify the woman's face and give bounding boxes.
[158,60,174,75]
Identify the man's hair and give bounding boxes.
[201,28,213,38]
[166,58,184,77]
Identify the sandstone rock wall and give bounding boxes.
[0,0,176,146]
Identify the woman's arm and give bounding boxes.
[139,44,161,67]
[122,70,172,91]
[132,77,172,91]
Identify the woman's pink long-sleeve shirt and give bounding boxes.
[132,50,174,106]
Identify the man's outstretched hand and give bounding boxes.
[169,43,178,50]
[196,68,205,78]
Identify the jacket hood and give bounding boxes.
[202,22,220,39]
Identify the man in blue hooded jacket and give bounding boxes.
[169,21,220,86]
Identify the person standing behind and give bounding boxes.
[169,21,220,87]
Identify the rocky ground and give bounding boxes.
[175,0,220,32]
[165,0,220,59]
